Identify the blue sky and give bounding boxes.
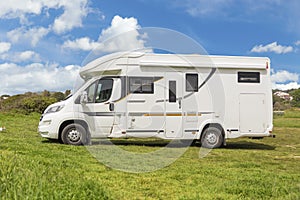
[0,0,300,95]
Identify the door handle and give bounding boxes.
[109,103,114,111]
[178,99,182,109]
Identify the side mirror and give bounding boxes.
[80,91,88,104]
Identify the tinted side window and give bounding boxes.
[186,74,198,92]
[169,81,176,103]
[238,72,260,83]
[129,77,154,94]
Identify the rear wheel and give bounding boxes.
[201,127,223,149]
[61,123,87,145]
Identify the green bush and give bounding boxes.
[21,96,56,113]
[52,92,65,101]
[0,91,66,114]
[290,89,300,107]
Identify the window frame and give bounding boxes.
[169,80,177,103]
[129,77,154,94]
[95,78,114,103]
[186,73,199,92]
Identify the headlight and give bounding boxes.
[45,105,64,114]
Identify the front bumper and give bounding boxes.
[38,114,59,139]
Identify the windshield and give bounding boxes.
[74,76,86,93]
[64,76,86,100]
[64,93,73,100]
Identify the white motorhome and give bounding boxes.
[38,52,273,148]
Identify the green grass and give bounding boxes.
[0,111,300,199]
[274,108,300,128]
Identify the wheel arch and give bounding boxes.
[59,119,90,141]
[199,121,225,141]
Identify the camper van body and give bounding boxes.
[38,52,273,148]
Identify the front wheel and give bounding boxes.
[201,127,223,149]
[61,123,87,145]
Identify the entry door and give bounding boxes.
[239,93,267,133]
[81,79,115,137]
[165,72,184,138]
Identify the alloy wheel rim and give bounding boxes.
[68,129,81,142]
[206,132,217,144]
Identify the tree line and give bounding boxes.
[273,88,300,111]
[0,90,71,114]
[0,88,300,114]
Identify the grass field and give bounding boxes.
[0,111,299,199]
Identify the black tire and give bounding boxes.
[61,123,87,145]
[201,127,223,149]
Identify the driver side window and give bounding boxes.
[95,79,113,103]
[83,79,114,103]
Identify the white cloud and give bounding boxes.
[295,40,300,46]
[1,50,40,63]
[62,37,99,51]
[52,0,89,34]
[0,42,11,54]
[272,82,300,90]
[0,0,91,34]
[271,70,299,83]
[98,15,141,41]
[15,51,40,62]
[250,42,294,54]
[62,15,147,53]
[18,51,36,60]
[0,62,80,95]
[0,0,45,19]
[96,15,146,52]
[271,70,300,90]
[7,26,49,46]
